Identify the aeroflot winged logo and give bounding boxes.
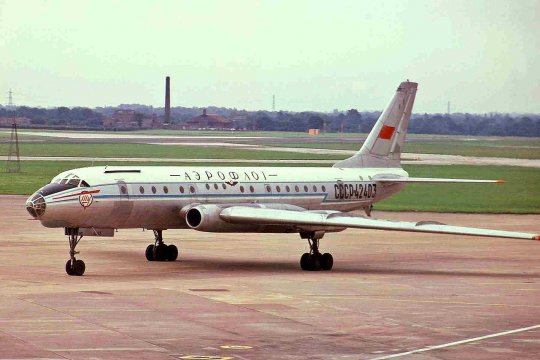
[79,193,94,208]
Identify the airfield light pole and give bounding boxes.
[272,94,276,111]
[6,121,21,173]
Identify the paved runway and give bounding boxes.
[1,195,539,359]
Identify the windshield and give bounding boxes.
[52,174,90,188]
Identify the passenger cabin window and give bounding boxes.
[286,186,290,192]
[295,185,300,192]
[163,186,169,194]
[240,186,245,193]
[222,184,226,190]
[266,185,271,193]
[179,186,185,193]
[250,186,255,193]
[322,185,326,192]
[304,185,308,192]
[139,186,144,194]
[151,186,157,194]
[313,185,317,192]
[214,184,218,190]
[189,186,195,193]
[120,186,127,194]
[206,184,210,190]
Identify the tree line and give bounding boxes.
[1,105,539,137]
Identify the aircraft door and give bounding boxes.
[117,180,130,200]
[112,180,134,226]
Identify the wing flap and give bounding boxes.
[220,206,538,240]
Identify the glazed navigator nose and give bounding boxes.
[26,193,46,218]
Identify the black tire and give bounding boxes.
[300,253,310,270]
[321,253,333,271]
[145,244,155,261]
[73,259,85,276]
[155,244,168,261]
[167,245,178,261]
[65,260,74,276]
[310,253,322,271]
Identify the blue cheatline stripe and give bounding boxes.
[49,192,330,204]
[45,182,376,205]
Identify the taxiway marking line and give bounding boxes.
[370,324,540,359]
[48,347,165,352]
[310,295,540,308]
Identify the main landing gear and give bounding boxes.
[65,228,85,276]
[300,232,333,271]
[145,230,178,262]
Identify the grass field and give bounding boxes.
[2,161,539,213]
[0,142,344,161]
[255,140,540,159]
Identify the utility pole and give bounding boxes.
[272,94,275,112]
[6,121,21,173]
[447,101,451,115]
[7,89,15,110]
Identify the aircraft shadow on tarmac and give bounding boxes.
[95,250,540,279]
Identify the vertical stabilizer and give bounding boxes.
[334,81,417,168]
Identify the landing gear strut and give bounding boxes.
[299,231,333,271]
[145,230,178,262]
[65,228,85,276]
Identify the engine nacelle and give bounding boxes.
[184,204,260,232]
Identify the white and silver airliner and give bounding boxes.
[26,81,539,275]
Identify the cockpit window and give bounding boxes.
[67,179,80,187]
[52,174,89,188]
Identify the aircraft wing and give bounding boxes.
[220,206,539,240]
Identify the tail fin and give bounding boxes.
[334,80,418,168]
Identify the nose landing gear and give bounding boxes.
[145,230,178,262]
[65,228,85,276]
[300,231,333,271]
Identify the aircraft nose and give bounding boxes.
[26,193,46,218]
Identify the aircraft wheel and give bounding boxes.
[73,259,86,276]
[65,260,75,275]
[167,245,178,261]
[155,244,168,261]
[145,244,155,261]
[300,253,310,270]
[310,253,322,271]
[321,253,333,271]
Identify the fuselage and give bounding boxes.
[26,165,408,230]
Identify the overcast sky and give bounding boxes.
[1,0,539,113]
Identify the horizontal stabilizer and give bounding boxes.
[375,177,505,184]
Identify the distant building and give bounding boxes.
[0,117,31,126]
[185,109,233,130]
[308,128,320,135]
[103,110,161,129]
